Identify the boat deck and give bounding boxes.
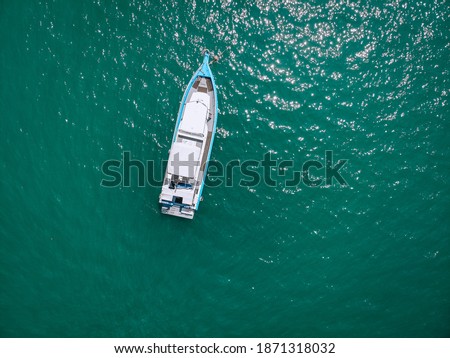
[185,76,215,195]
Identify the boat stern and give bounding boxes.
[160,201,195,219]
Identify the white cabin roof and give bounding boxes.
[190,92,210,107]
[179,93,210,136]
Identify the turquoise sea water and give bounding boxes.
[1,0,449,337]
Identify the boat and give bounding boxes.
[159,50,219,219]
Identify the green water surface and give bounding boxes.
[1,0,449,337]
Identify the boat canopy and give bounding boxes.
[167,142,201,178]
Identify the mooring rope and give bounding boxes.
[202,48,228,65]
